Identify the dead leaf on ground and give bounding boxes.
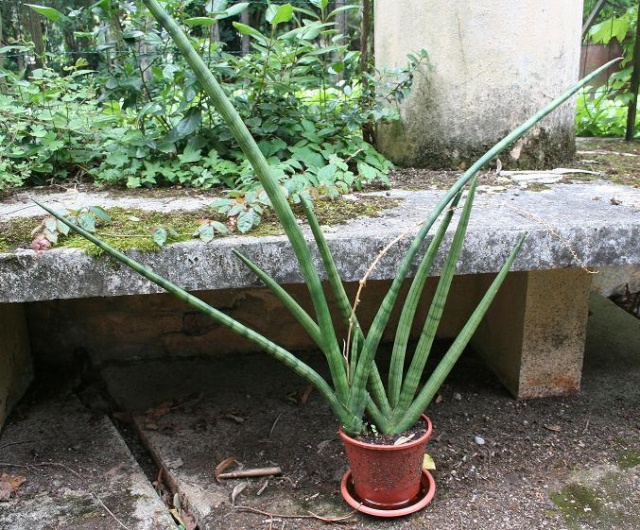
[181,512,197,530]
[544,424,562,432]
[298,384,314,405]
[0,481,12,501]
[231,482,247,505]
[170,508,197,530]
[215,456,239,482]
[221,409,245,424]
[223,413,245,424]
[145,401,173,418]
[423,454,436,471]
[0,473,27,500]
[256,480,269,496]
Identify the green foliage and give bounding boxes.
[3,1,426,232]
[0,63,108,189]
[585,0,638,38]
[576,85,640,138]
[193,219,229,243]
[30,205,111,249]
[577,3,638,138]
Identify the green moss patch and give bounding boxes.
[550,483,604,520]
[0,195,397,254]
[550,464,640,530]
[575,138,640,188]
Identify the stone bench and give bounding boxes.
[2,180,639,427]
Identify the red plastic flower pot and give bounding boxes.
[339,414,434,513]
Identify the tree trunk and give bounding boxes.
[210,22,221,44]
[625,2,640,141]
[0,10,5,89]
[333,0,347,80]
[138,14,153,85]
[22,2,45,68]
[360,0,374,143]
[336,0,347,36]
[241,8,250,55]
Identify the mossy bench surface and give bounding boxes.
[1,181,639,304]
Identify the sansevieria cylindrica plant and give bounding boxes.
[36,1,618,437]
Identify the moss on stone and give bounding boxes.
[0,196,397,255]
[575,138,640,188]
[0,217,37,254]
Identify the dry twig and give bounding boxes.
[498,201,598,274]
[344,216,435,363]
[218,467,282,480]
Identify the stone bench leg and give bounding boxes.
[0,303,33,429]
[471,269,592,398]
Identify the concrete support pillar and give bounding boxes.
[472,269,592,398]
[0,303,33,428]
[374,1,583,169]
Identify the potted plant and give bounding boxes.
[35,1,618,517]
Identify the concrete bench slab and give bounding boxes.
[1,180,640,424]
[2,182,639,301]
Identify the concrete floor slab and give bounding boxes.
[0,394,177,530]
[103,353,346,529]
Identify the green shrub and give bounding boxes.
[3,2,425,231]
[577,2,639,138]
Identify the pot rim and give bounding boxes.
[340,468,436,517]
[338,414,433,451]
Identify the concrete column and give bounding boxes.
[0,303,33,429]
[374,1,583,169]
[472,269,592,398]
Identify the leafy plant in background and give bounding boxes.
[5,1,424,233]
[576,85,638,137]
[37,1,613,436]
[577,1,639,138]
[0,63,112,189]
[30,205,111,250]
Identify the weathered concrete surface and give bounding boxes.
[102,353,357,530]
[592,265,640,297]
[0,303,32,428]
[374,0,582,168]
[1,180,639,399]
[473,269,592,398]
[0,394,177,530]
[1,182,639,303]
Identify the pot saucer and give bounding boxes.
[340,468,436,518]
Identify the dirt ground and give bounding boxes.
[105,295,638,530]
[2,295,637,530]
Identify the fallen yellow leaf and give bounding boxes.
[423,453,436,471]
